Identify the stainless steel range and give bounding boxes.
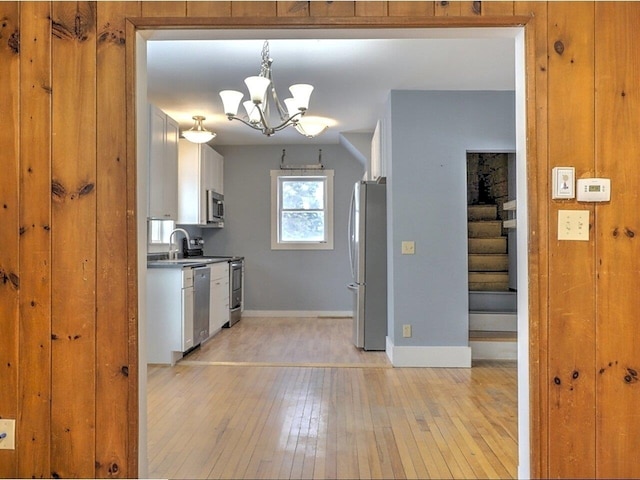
[228,258,243,326]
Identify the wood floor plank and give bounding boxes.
[147,317,517,479]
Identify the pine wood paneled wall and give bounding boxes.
[0,1,638,478]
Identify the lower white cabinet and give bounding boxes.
[147,267,193,365]
[209,262,229,333]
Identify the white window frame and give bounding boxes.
[147,218,175,245]
[270,169,334,250]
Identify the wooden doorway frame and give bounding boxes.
[126,14,542,478]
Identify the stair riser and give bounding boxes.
[469,291,517,312]
[469,313,517,332]
[468,205,498,221]
[468,255,508,272]
[469,273,510,292]
[468,222,503,238]
[468,238,507,254]
[470,341,517,361]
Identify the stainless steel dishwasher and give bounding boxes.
[192,265,211,346]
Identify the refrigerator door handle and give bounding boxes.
[347,283,359,290]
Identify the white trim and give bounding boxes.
[385,337,472,368]
[515,26,530,480]
[385,336,394,364]
[242,310,352,318]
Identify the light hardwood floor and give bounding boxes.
[147,317,517,479]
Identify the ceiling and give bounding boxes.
[145,28,517,146]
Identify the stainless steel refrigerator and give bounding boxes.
[347,180,387,350]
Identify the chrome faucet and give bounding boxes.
[168,228,191,260]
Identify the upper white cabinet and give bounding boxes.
[210,146,224,195]
[148,104,179,220]
[178,139,224,225]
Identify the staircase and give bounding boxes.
[467,205,516,361]
[467,204,509,291]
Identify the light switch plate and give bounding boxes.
[0,419,15,450]
[401,241,415,255]
[558,210,590,241]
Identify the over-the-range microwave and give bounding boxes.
[207,190,224,227]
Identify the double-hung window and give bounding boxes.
[271,170,334,250]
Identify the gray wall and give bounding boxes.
[387,90,515,346]
[202,144,364,311]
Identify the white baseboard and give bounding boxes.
[386,336,472,368]
[242,310,352,318]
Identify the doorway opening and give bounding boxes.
[135,25,529,478]
[467,151,518,362]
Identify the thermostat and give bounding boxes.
[577,178,611,202]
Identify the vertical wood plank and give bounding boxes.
[434,1,462,17]
[231,1,276,17]
[547,2,596,478]
[0,2,20,475]
[276,1,309,17]
[310,1,355,17]
[595,3,640,478]
[482,1,514,16]
[50,2,97,477]
[95,4,139,477]
[460,1,482,16]
[388,1,434,16]
[355,1,387,17]
[141,1,186,17]
[514,2,548,478]
[187,1,231,17]
[17,2,52,478]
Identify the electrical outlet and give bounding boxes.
[401,241,415,255]
[402,324,412,338]
[0,419,15,450]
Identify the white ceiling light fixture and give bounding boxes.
[182,115,216,143]
[219,40,324,138]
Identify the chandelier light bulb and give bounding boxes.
[243,101,262,124]
[289,84,314,111]
[244,76,271,104]
[220,90,244,116]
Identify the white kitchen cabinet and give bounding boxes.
[211,147,224,195]
[178,139,224,225]
[209,262,229,334]
[148,104,179,220]
[147,266,193,365]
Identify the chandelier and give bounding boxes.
[219,41,323,137]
